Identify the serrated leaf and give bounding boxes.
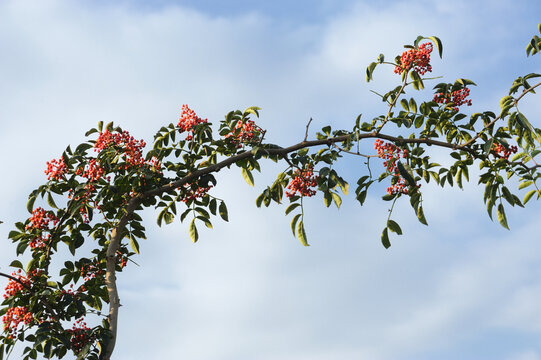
[189,218,198,243]
[387,220,403,235]
[219,201,229,222]
[296,220,309,246]
[241,168,254,186]
[523,189,536,204]
[496,203,509,229]
[381,227,391,249]
[290,214,301,236]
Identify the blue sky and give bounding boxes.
[0,1,541,359]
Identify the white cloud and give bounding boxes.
[1,0,541,359]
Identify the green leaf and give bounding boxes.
[501,186,515,206]
[285,203,300,215]
[244,106,261,117]
[241,168,254,186]
[26,195,36,213]
[428,36,443,58]
[9,260,23,269]
[323,191,332,207]
[209,198,217,215]
[516,112,533,132]
[338,180,349,195]
[387,220,403,235]
[290,214,301,236]
[409,98,418,113]
[197,216,213,229]
[156,209,165,227]
[76,343,92,360]
[483,138,494,154]
[397,161,416,186]
[366,62,377,82]
[331,192,342,209]
[255,192,265,208]
[417,206,428,225]
[130,237,140,254]
[400,98,409,111]
[496,203,509,229]
[523,189,537,204]
[46,192,57,209]
[219,201,229,222]
[163,212,174,225]
[189,218,198,243]
[500,95,514,109]
[26,258,35,273]
[381,227,391,249]
[296,220,309,246]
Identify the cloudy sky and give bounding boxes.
[1,0,541,359]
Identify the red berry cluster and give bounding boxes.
[492,143,518,160]
[60,284,82,299]
[118,255,127,269]
[29,234,51,249]
[285,165,317,198]
[80,262,104,282]
[95,129,147,170]
[2,306,33,340]
[78,159,107,183]
[226,120,262,146]
[26,207,58,231]
[44,157,67,181]
[433,87,472,111]
[147,156,163,174]
[394,42,433,75]
[178,104,207,141]
[3,270,30,300]
[374,140,417,195]
[180,184,213,203]
[67,318,93,354]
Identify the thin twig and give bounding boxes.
[304,118,313,142]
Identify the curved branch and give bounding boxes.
[101,122,535,358]
[103,196,143,359]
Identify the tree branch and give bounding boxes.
[103,196,143,360]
